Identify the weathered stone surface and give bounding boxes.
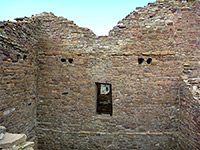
[10,141,34,150]
[0,132,34,150]
[0,0,199,150]
[0,133,26,148]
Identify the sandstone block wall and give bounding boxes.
[0,126,34,150]
[179,79,200,149]
[35,10,182,149]
[173,1,200,149]
[0,0,199,150]
[0,18,40,145]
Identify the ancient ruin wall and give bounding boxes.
[171,1,200,149]
[177,2,200,148]
[35,1,199,149]
[0,0,199,150]
[179,79,200,150]
[110,1,200,149]
[35,2,187,149]
[0,18,40,144]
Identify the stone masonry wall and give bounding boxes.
[178,9,200,142]
[110,1,200,149]
[177,4,200,147]
[172,1,200,149]
[35,2,185,149]
[0,17,40,146]
[0,0,199,150]
[36,1,199,149]
[179,78,200,150]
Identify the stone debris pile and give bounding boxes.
[0,126,34,150]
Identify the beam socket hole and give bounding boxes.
[61,58,66,62]
[147,58,152,64]
[68,58,73,63]
[138,58,144,64]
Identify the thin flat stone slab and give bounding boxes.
[0,133,27,148]
[20,142,34,149]
[3,141,34,150]
[24,147,34,150]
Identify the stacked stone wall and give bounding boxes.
[0,18,40,145]
[179,79,200,150]
[0,0,199,150]
[35,4,183,149]
[174,1,200,149]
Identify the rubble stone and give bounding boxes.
[0,133,26,148]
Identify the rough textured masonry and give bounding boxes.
[0,0,200,149]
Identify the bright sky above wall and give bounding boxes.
[0,0,155,36]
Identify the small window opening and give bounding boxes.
[68,58,73,63]
[147,58,152,64]
[61,58,66,62]
[138,58,144,64]
[96,82,112,116]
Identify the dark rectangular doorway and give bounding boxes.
[96,82,112,116]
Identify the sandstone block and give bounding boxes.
[168,51,176,55]
[142,52,151,56]
[184,63,190,67]
[9,141,34,150]
[152,51,161,55]
[160,51,168,55]
[165,20,173,26]
[0,133,27,149]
